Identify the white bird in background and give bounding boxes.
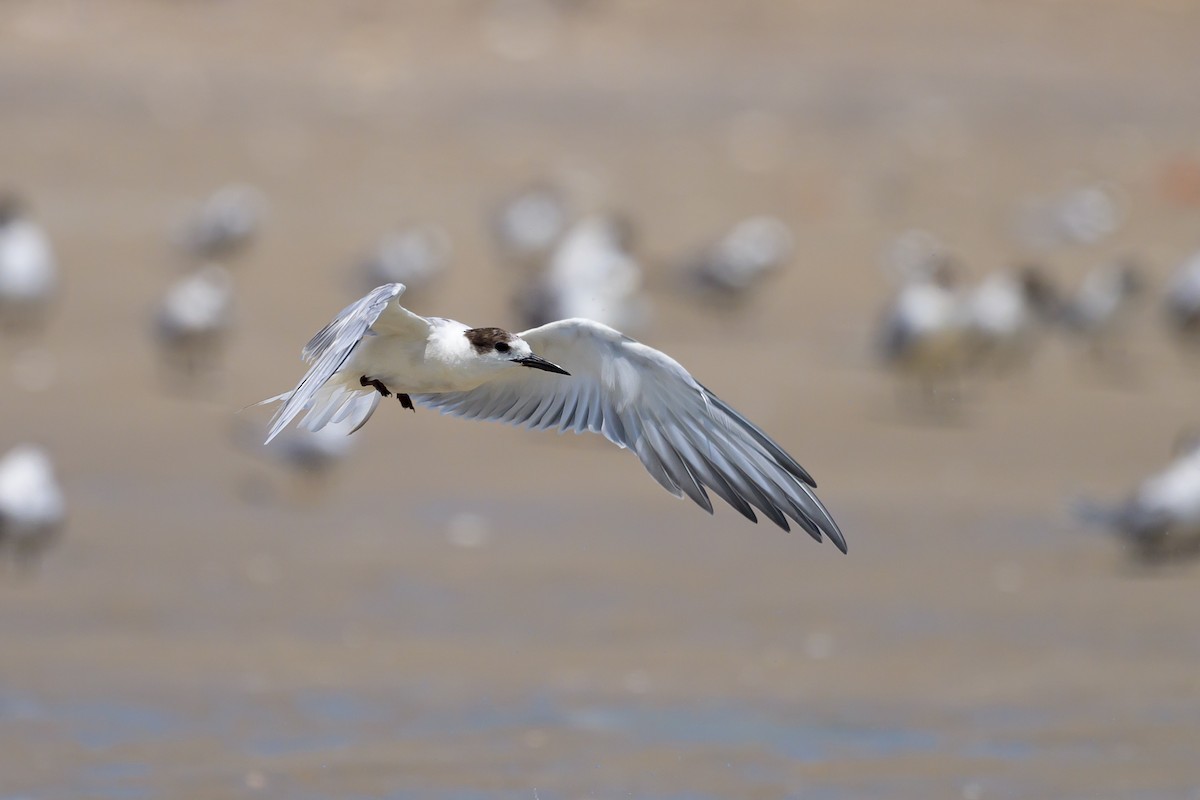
[261,283,845,551]
[878,259,968,401]
[1057,259,1144,368]
[358,224,452,296]
[1076,437,1200,563]
[0,193,58,334]
[232,416,360,501]
[262,416,358,479]
[962,266,1057,371]
[489,182,571,270]
[524,214,648,331]
[685,216,794,302]
[1163,250,1200,343]
[0,444,65,567]
[1014,183,1121,250]
[155,263,235,376]
[174,184,266,261]
[1060,259,1143,335]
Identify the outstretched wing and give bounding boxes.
[414,318,845,552]
[265,283,430,443]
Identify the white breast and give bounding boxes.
[0,445,64,533]
[894,282,962,336]
[344,321,495,394]
[1138,455,1200,531]
[1167,252,1200,314]
[0,220,57,301]
[966,273,1028,339]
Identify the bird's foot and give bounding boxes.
[397,393,415,412]
[359,375,391,397]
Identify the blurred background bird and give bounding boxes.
[172,184,266,263]
[1163,249,1200,347]
[1012,182,1122,251]
[520,213,649,331]
[877,255,969,411]
[356,223,452,299]
[1075,434,1200,565]
[0,192,58,336]
[681,215,794,305]
[232,416,359,503]
[489,181,572,273]
[154,263,235,382]
[1056,258,1145,370]
[960,265,1059,374]
[0,444,65,570]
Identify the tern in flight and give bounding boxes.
[263,283,845,552]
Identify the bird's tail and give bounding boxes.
[259,377,381,444]
[1071,496,1121,530]
[247,391,291,410]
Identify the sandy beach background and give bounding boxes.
[2,1,1200,797]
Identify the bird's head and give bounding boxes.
[463,327,570,376]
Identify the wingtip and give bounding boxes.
[263,421,286,446]
[822,516,849,554]
[370,281,407,301]
[247,392,293,445]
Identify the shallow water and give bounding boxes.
[5,684,1153,799]
[11,681,1200,800]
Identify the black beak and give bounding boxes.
[513,354,570,376]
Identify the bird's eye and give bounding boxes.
[494,342,510,353]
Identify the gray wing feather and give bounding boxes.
[267,283,409,443]
[414,318,846,552]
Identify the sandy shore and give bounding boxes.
[2,1,1200,797]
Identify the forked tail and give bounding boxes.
[260,377,381,444]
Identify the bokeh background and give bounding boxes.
[3,1,1200,798]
